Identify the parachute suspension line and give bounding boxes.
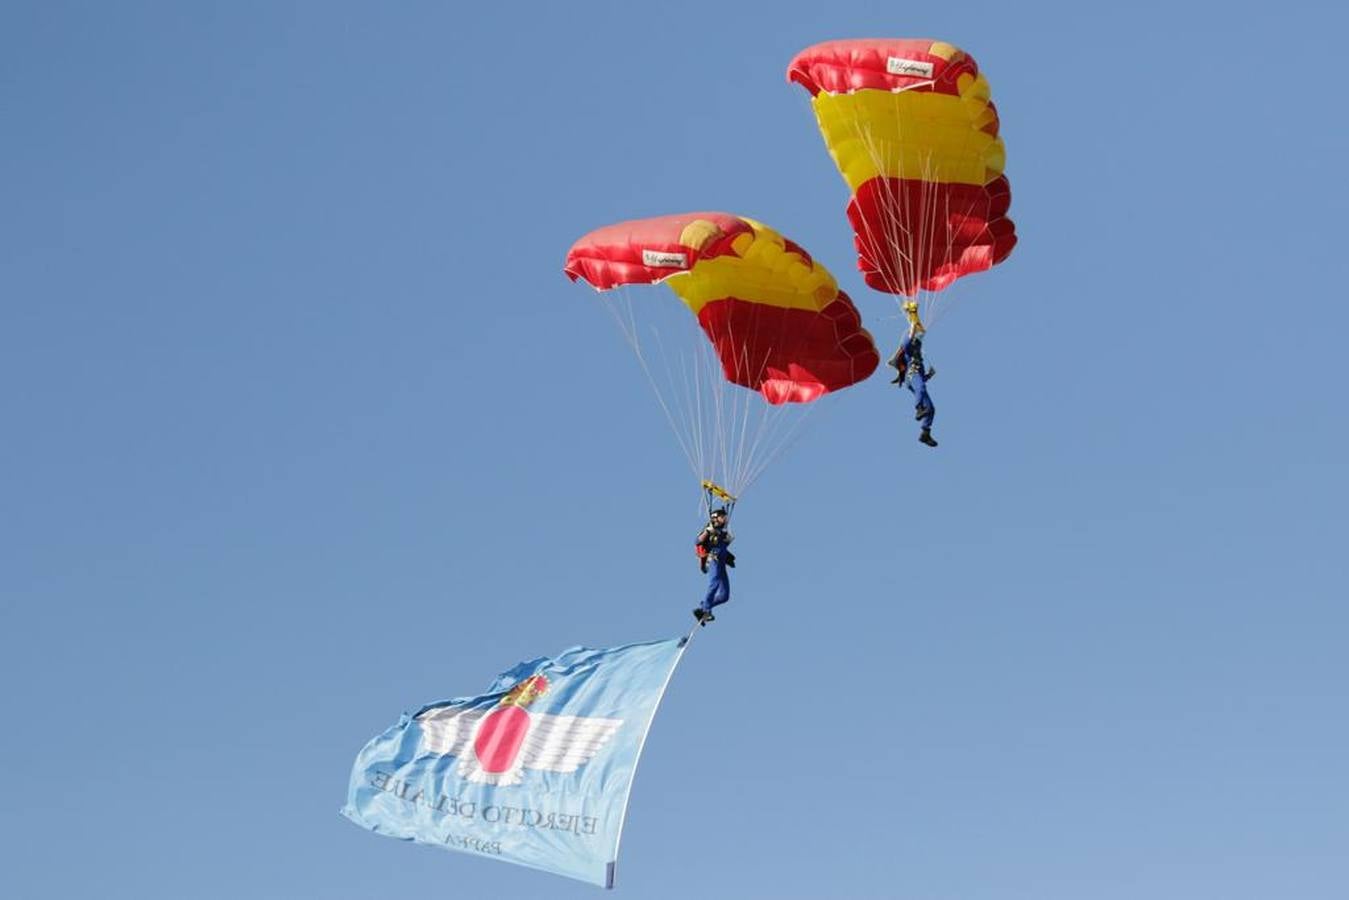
[887,87,988,327]
[848,95,978,329]
[850,120,909,298]
[730,342,758,494]
[860,102,935,302]
[870,106,921,298]
[602,289,703,482]
[687,318,763,498]
[741,282,804,490]
[855,130,934,313]
[697,310,751,497]
[647,312,703,481]
[590,238,846,502]
[715,334,742,494]
[844,71,943,299]
[600,287,797,499]
[710,307,815,497]
[650,305,717,485]
[706,332,729,493]
[848,115,920,353]
[722,310,805,496]
[682,328,709,485]
[720,312,755,493]
[685,330,722,491]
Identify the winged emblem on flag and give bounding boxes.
[415,674,623,786]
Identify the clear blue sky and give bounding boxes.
[3,2,1346,898]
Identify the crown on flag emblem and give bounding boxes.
[501,674,548,707]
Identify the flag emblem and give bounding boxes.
[417,673,624,786]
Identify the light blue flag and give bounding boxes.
[342,635,690,888]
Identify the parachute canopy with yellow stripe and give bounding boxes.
[788,38,1017,295]
[565,213,878,404]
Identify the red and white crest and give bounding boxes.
[415,675,623,786]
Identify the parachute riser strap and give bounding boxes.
[701,479,737,519]
[902,300,926,335]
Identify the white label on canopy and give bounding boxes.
[886,57,934,78]
[642,249,689,269]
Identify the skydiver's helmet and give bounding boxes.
[709,507,728,525]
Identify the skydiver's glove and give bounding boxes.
[725,552,736,568]
[925,366,936,380]
[700,558,708,574]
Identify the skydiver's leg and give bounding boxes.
[909,370,927,408]
[908,371,934,428]
[704,566,729,610]
[907,384,929,422]
[714,569,730,608]
[702,567,720,612]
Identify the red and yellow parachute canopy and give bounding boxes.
[565,213,878,405]
[788,39,1017,296]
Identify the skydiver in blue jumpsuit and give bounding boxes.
[692,507,734,625]
[888,314,938,448]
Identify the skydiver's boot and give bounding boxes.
[693,608,706,624]
[919,429,938,447]
[703,611,715,624]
